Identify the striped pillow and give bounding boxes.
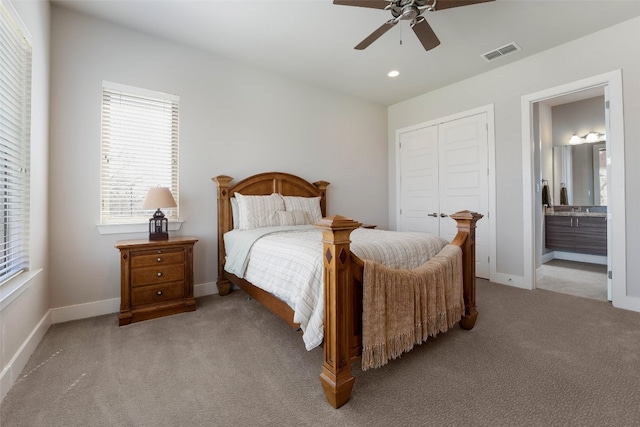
[282,196,322,224]
[230,197,239,229]
[235,193,285,230]
[275,210,309,226]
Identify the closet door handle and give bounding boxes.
[440,213,448,218]
[427,213,438,217]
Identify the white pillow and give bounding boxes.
[275,210,309,226]
[282,196,322,224]
[235,193,285,230]
[230,197,239,229]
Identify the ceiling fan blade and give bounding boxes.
[411,18,440,51]
[355,20,398,50]
[427,0,494,11]
[333,0,389,10]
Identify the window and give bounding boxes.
[0,1,32,284]
[100,81,179,225]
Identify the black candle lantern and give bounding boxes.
[142,187,177,241]
[149,209,169,240]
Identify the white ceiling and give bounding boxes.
[52,0,640,106]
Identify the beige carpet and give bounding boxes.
[2,280,640,426]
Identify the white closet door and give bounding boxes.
[438,113,489,279]
[399,124,440,235]
[398,113,489,279]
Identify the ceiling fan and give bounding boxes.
[334,0,495,51]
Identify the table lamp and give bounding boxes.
[142,186,177,240]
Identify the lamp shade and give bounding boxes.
[142,187,177,210]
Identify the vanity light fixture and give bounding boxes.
[569,131,605,145]
[586,131,604,143]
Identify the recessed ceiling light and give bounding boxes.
[387,70,400,78]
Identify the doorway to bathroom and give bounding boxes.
[521,70,627,308]
[534,88,608,301]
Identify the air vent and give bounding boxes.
[481,42,521,62]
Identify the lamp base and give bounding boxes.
[149,232,169,241]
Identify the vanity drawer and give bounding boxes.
[131,281,185,306]
[131,264,185,287]
[131,247,185,268]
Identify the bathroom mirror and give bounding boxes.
[552,142,606,206]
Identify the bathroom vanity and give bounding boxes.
[545,207,607,255]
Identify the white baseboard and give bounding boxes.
[541,251,555,264]
[613,295,640,313]
[490,272,528,289]
[50,298,120,324]
[194,281,219,298]
[552,251,607,265]
[49,282,220,325]
[0,309,51,403]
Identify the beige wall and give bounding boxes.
[552,97,606,147]
[4,0,639,404]
[388,17,640,298]
[48,6,388,311]
[0,0,50,401]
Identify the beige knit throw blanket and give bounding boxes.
[361,244,464,371]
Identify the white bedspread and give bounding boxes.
[224,226,448,350]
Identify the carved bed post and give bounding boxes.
[315,215,362,409]
[450,211,483,330]
[313,181,330,216]
[212,175,233,296]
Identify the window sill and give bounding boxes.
[0,269,43,312]
[96,220,183,235]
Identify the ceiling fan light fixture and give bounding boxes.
[334,0,495,51]
[388,70,400,77]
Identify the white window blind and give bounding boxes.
[0,1,32,284]
[100,81,179,224]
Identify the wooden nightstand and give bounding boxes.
[115,236,198,326]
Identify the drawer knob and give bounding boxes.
[157,272,163,277]
[157,290,163,295]
[157,257,162,262]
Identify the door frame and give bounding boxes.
[521,70,635,311]
[395,104,496,282]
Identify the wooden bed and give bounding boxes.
[213,172,482,408]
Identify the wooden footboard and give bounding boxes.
[213,173,482,409]
[315,211,482,408]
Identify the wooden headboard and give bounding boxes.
[212,172,330,292]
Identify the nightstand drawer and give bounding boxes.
[131,282,185,306]
[131,248,185,268]
[116,237,197,326]
[131,264,185,287]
